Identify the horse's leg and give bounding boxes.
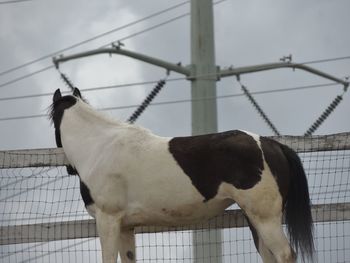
[119,228,136,263]
[245,216,276,263]
[96,209,123,263]
[248,213,295,263]
[256,238,277,263]
[229,180,294,262]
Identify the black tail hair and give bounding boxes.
[280,144,315,262]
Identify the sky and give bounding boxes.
[0,0,350,262]
[0,0,349,151]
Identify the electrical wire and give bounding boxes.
[1,52,349,91]
[56,54,167,124]
[0,65,53,89]
[0,0,229,89]
[112,12,189,43]
[302,56,350,65]
[0,79,175,102]
[1,81,343,122]
[0,0,33,4]
[0,1,190,77]
[0,0,227,78]
[0,69,342,103]
[0,13,189,89]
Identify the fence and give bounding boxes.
[0,133,350,263]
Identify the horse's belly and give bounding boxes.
[122,198,233,227]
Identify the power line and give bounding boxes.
[0,1,189,77]
[0,113,47,122]
[113,12,189,43]
[0,81,343,122]
[302,55,350,65]
[0,65,53,89]
[0,0,229,89]
[0,78,340,102]
[0,78,185,102]
[1,51,348,91]
[0,12,190,89]
[1,52,349,92]
[0,0,33,4]
[0,81,157,101]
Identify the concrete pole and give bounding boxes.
[191,0,218,135]
[190,1,222,262]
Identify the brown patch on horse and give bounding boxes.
[169,130,263,201]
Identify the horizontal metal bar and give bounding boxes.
[53,47,190,76]
[1,202,349,245]
[53,48,349,88]
[1,133,349,169]
[219,62,349,87]
[270,132,350,153]
[0,148,68,169]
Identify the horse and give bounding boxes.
[50,88,314,263]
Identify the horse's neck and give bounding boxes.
[65,104,114,135]
[74,101,121,127]
[61,102,130,166]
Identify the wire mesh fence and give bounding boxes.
[0,133,350,262]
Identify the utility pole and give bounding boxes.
[190,1,221,262]
[190,0,218,135]
[53,1,349,262]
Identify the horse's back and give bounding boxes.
[168,130,293,218]
[168,130,268,201]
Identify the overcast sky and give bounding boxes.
[0,0,349,151]
[0,1,350,262]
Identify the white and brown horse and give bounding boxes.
[50,88,314,263]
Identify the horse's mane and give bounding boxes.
[49,95,77,126]
[50,94,152,135]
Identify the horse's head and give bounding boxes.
[50,88,83,139]
[50,88,84,174]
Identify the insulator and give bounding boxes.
[304,95,343,136]
[240,84,280,136]
[324,109,331,115]
[127,79,167,124]
[59,72,76,91]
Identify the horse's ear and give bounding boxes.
[73,88,82,98]
[53,89,61,102]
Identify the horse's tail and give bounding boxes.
[280,144,314,262]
